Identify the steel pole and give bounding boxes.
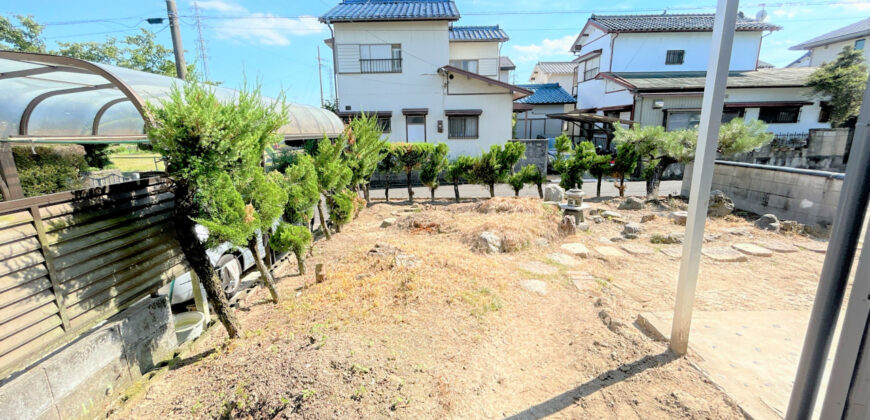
[669,0,739,355]
[786,73,870,420]
[165,0,187,80]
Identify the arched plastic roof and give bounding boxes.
[0,51,345,143]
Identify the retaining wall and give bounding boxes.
[681,161,843,226]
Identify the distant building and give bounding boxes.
[790,17,870,67]
[319,0,530,157]
[499,56,515,83]
[563,13,829,143]
[513,83,576,139]
[528,62,579,95]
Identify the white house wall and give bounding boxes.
[449,41,500,77]
[809,38,870,66]
[443,94,513,157]
[610,31,761,72]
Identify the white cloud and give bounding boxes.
[511,34,576,63]
[192,0,246,13]
[192,1,325,45]
[834,0,870,11]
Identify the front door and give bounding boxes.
[406,116,426,142]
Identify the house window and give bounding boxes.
[759,106,801,124]
[665,50,685,65]
[819,102,832,123]
[665,110,701,131]
[856,39,866,50]
[406,115,426,142]
[449,59,479,73]
[359,44,402,73]
[580,56,600,81]
[448,116,479,139]
[377,116,391,133]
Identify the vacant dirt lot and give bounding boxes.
[107,194,828,419]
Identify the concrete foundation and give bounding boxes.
[0,295,177,420]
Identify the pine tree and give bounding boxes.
[281,153,319,227]
[345,114,386,200]
[270,222,313,275]
[395,143,432,202]
[612,142,638,198]
[419,142,449,201]
[376,144,400,202]
[588,153,613,198]
[556,141,596,190]
[807,46,868,127]
[468,145,504,198]
[498,142,526,174]
[444,155,475,202]
[520,164,546,198]
[313,135,352,240]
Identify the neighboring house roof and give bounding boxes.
[319,0,460,23]
[786,51,812,68]
[600,67,816,91]
[587,13,781,33]
[499,56,516,70]
[533,61,579,74]
[757,59,774,69]
[514,83,576,104]
[449,25,509,42]
[791,17,870,50]
[438,65,532,99]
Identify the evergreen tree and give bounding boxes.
[555,140,596,190]
[376,144,400,202]
[498,142,526,174]
[807,46,868,127]
[313,135,352,240]
[327,189,355,232]
[612,142,638,197]
[395,143,432,202]
[419,142,449,201]
[520,164,546,198]
[444,155,475,202]
[588,153,613,198]
[468,145,505,198]
[270,222,312,275]
[345,114,386,200]
[281,153,319,227]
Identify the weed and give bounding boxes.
[351,363,370,374]
[351,385,367,401]
[391,396,408,411]
[301,389,317,400]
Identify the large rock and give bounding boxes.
[618,197,645,210]
[519,279,548,296]
[380,218,396,228]
[558,215,576,236]
[601,210,623,219]
[669,211,688,226]
[477,231,503,253]
[622,222,644,239]
[543,185,565,203]
[755,214,781,232]
[707,190,734,218]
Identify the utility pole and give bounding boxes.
[317,46,325,108]
[193,2,209,80]
[165,0,187,80]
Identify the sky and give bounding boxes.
[4,0,870,107]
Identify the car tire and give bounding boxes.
[216,254,242,296]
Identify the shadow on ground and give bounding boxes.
[504,350,678,420]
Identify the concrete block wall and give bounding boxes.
[728,128,851,172]
[681,161,843,226]
[0,295,177,420]
[510,139,548,175]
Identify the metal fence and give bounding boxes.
[0,177,187,379]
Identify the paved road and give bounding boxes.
[367,178,683,201]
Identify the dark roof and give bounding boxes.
[499,56,515,70]
[791,17,870,50]
[514,83,576,105]
[601,67,816,91]
[588,13,781,33]
[320,0,460,23]
[449,25,509,42]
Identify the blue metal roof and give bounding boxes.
[320,0,460,23]
[514,83,576,105]
[449,25,509,42]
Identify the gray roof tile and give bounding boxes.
[534,62,578,74]
[499,56,515,70]
[320,0,460,23]
[590,13,781,33]
[449,25,509,42]
[791,17,870,50]
[605,67,816,90]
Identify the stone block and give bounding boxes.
[0,368,58,420]
[115,296,177,378]
[42,327,126,402]
[732,243,773,257]
[702,247,748,262]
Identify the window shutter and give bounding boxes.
[336,44,361,73]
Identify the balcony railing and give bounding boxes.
[583,67,599,81]
[770,132,809,149]
[360,58,402,74]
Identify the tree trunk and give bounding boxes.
[514,189,520,197]
[646,159,673,200]
[295,250,305,275]
[363,183,370,202]
[173,184,240,338]
[430,187,435,202]
[384,180,390,202]
[406,171,414,202]
[536,183,543,199]
[248,236,279,303]
[596,175,602,198]
[316,198,331,240]
[618,174,626,197]
[453,182,460,203]
[488,184,495,198]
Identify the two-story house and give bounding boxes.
[569,13,830,139]
[319,0,530,157]
[528,62,579,94]
[790,17,870,67]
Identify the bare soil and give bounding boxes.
[106,195,828,419]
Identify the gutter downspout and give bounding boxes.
[328,23,339,106]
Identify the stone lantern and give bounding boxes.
[561,189,588,223]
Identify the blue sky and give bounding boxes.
[4,0,870,106]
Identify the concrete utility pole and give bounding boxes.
[165,0,187,80]
[317,46,325,108]
[669,0,739,356]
